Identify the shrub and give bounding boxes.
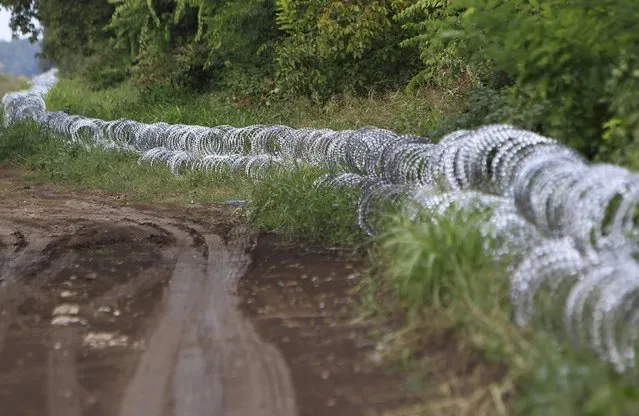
[107,0,280,96]
[396,0,489,92]
[274,0,421,100]
[425,0,639,162]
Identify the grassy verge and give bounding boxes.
[360,213,639,416]
[0,120,365,245]
[0,122,253,204]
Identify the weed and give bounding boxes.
[378,210,508,309]
[248,168,364,245]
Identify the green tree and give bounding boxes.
[408,0,639,163]
[107,0,280,95]
[274,0,421,100]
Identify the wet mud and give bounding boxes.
[0,170,419,416]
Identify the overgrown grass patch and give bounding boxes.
[361,212,639,416]
[45,78,141,121]
[0,122,252,204]
[248,168,364,246]
[44,77,458,137]
[379,211,508,309]
[45,78,270,127]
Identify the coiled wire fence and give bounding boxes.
[5,69,639,372]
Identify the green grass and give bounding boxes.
[380,210,508,309]
[45,77,457,137]
[46,78,268,127]
[0,122,252,204]
[248,168,365,245]
[362,212,639,416]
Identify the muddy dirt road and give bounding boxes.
[0,170,415,416]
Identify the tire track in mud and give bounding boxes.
[0,196,297,416]
[120,224,296,416]
[47,327,82,416]
[200,231,296,416]
[118,235,208,416]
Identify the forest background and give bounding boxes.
[2,0,638,167]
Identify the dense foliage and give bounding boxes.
[435,0,639,164]
[274,0,420,99]
[1,0,639,164]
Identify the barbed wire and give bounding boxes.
[5,69,639,372]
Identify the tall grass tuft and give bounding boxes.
[248,168,365,245]
[379,211,509,309]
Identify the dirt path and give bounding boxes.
[0,170,419,416]
[0,170,296,416]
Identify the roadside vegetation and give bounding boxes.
[0,119,364,246]
[0,0,638,414]
[362,213,639,415]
